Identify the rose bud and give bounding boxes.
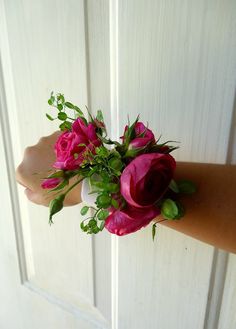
[41,177,62,189]
[122,122,155,149]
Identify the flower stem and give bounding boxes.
[64,176,84,196]
[155,218,168,224]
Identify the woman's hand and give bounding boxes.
[15,132,82,206]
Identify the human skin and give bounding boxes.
[15,133,236,253]
[15,132,82,206]
[160,163,236,253]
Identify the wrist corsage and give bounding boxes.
[42,93,196,239]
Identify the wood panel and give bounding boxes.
[112,0,236,328]
[217,101,236,329]
[218,254,236,329]
[0,3,107,324]
[85,0,112,323]
[2,0,109,327]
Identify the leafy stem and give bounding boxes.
[64,176,85,196]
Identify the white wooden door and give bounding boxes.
[1,1,236,329]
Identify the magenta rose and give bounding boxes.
[122,122,155,149]
[104,152,175,236]
[41,177,62,189]
[120,153,176,208]
[105,205,160,236]
[53,118,101,170]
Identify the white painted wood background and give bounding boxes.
[0,0,236,328]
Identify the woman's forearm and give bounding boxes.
[159,162,236,253]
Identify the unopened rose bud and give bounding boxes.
[49,194,65,224]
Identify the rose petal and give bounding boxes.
[105,205,160,236]
[120,153,176,208]
[41,178,61,189]
[129,137,153,149]
[54,119,101,170]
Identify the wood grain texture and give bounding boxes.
[112,0,236,328]
[85,0,112,323]
[2,0,108,327]
[218,254,236,329]
[118,0,236,164]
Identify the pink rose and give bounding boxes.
[120,153,176,208]
[72,118,98,141]
[105,152,176,236]
[122,122,155,149]
[54,118,101,170]
[105,204,160,236]
[41,177,62,189]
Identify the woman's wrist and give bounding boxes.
[158,162,236,253]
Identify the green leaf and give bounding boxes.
[80,206,89,216]
[74,106,83,116]
[109,158,123,171]
[80,221,85,230]
[95,146,110,157]
[111,198,119,209]
[174,201,185,219]
[48,94,55,106]
[124,148,142,158]
[49,194,65,224]
[169,179,179,193]
[57,104,63,111]
[81,117,88,125]
[47,170,64,178]
[91,181,105,189]
[99,220,105,231]
[96,194,111,208]
[96,110,104,122]
[105,183,119,193]
[80,220,88,232]
[125,116,140,145]
[58,112,67,121]
[59,121,72,131]
[97,209,109,221]
[161,199,179,220]
[89,219,97,228]
[177,180,197,194]
[65,102,75,109]
[152,223,157,241]
[46,113,55,121]
[57,94,65,104]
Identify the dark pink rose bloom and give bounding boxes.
[54,118,101,170]
[120,153,176,208]
[122,122,155,149]
[72,118,98,141]
[41,177,61,189]
[105,204,160,236]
